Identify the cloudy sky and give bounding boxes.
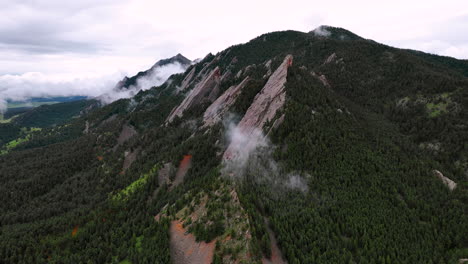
[1,0,467,102]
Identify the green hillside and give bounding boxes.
[0,27,467,264]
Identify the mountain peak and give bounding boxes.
[114,54,192,90]
[310,25,363,41]
[153,53,191,68]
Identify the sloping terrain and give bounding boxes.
[0,26,467,264]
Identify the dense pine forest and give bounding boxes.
[0,27,467,263]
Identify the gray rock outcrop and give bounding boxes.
[433,169,457,191]
[223,55,292,160]
[167,67,221,123]
[203,77,251,127]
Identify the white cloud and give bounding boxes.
[0,60,187,113]
[221,115,309,193]
[0,71,123,101]
[98,62,188,104]
[311,26,331,37]
[0,0,467,111]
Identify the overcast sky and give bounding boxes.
[1,0,467,102]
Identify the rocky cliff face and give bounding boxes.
[203,77,251,127]
[178,67,196,92]
[167,67,221,123]
[223,55,292,160]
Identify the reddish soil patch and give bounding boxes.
[97,156,104,161]
[262,221,286,264]
[170,220,215,264]
[71,225,79,237]
[173,155,192,187]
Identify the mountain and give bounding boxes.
[0,26,467,264]
[0,54,191,141]
[2,96,88,120]
[97,53,192,104]
[115,53,192,90]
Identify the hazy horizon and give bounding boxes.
[1,0,467,105]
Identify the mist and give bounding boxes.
[98,62,187,104]
[311,25,331,37]
[0,71,122,113]
[0,61,188,113]
[222,115,309,193]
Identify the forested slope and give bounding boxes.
[0,26,466,264]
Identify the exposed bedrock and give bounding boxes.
[203,77,251,127]
[167,67,221,123]
[223,55,292,160]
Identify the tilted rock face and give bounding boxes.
[220,70,232,82]
[167,67,221,123]
[324,52,337,64]
[433,169,457,191]
[311,71,330,87]
[113,124,138,151]
[177,67,196,92]
[203,77,251,127]
[264,59,273,78]
[223,55,292,160]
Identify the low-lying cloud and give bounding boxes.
[222,115,308,193]
[311,25,331,37]
[98,62,187,104]
[222,117,269,177]
[0,71,122,113]
[0,61,187,113]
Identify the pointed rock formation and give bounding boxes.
[311,71,330,87]
[433,170,457,191]
[167,67,221,123]
[178,67,196,92]
[223,55,292,160]
[324,53,337,64]
[203,77,251,127]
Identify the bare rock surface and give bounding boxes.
[117,124,138,145]
[262,218,287,264]
[264,59,273,77]
[158,162,174,186]
[203,77,251,127]
[266,114,285,136]
[170,220,216,264]
[172,155,192,188]
[167,67,221,123]
[178,67,196,92]
[235,69,243,79]
[324,52,337,64]
[224,55,292,160]
[433,170,457,191]
[220,70,232,82]
[83,121,89,134]
[122,147,140,171]
[311,71,330,87]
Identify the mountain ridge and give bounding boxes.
[0,26,467,264]
[115,53,192,90]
